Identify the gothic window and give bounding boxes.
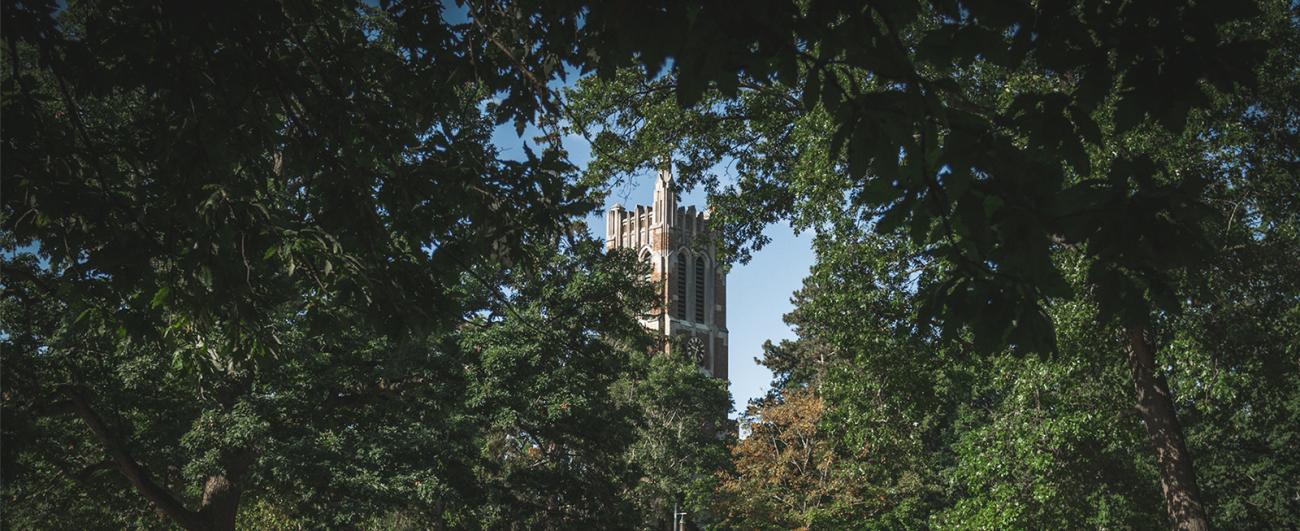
[674,255,687,320]
[694,258,706,323]
[639,250,653,281]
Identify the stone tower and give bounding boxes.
[604,164,728,381]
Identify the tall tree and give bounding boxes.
[619,343,733,529]
[711,203,1298,528]
[718,388,845,529]
[561,1,1296,526]
[0,1,679,528]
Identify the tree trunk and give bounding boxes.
[199,474,241,531]
[198,449,254,531]
[1125,325,1209,531]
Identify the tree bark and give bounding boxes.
[199,473,242,531]
[200,448,254,531]
[1125,325,1209,531]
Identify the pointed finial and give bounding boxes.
[657,154,673,183]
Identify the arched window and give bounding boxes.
[693,258,706,322]
[674,255,687,320]
[639,249,653,280]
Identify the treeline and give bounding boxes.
[3,0,1297,529]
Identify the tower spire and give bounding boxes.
[657,154,673,184]
[653,156,676,227]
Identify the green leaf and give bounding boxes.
[861,175,897,206]
[956,190,991,255]
[150,286,171,309]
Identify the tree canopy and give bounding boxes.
[2,1,728,528]
[562,0,1298,527]
[3,0,1297,528]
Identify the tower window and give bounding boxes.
[694,259,706,322]
[674,257,687,320]
[640,251,653,281]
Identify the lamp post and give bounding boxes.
[671,500,689,531]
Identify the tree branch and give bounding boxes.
[65,386,203,530]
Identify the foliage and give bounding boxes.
[565,0,1297,527]
[562,0,1283,351]
[619,347,733,529]
[1,1,730,528]
[5,0,1297,527]
[719,389,827,528]
[455,240,651,528]
[713,218,1299,528]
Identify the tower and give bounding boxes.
[604,163,728,381]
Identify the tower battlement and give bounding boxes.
[605,204,710,250]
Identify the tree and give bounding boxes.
[454,240,659,528]
[7,0,1295,527]
[0,1,676,528]
[712,208,1298,527]
[561,1,1296,526]
[718,388,839,529]
[619,344,733,529]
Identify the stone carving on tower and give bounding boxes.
[604,162,729,382]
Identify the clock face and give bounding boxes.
[687,337,706,364]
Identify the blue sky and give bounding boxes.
[492,124,816,418]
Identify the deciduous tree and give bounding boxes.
[562,2,1296,526]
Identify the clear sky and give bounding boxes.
[492,124,816,418]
